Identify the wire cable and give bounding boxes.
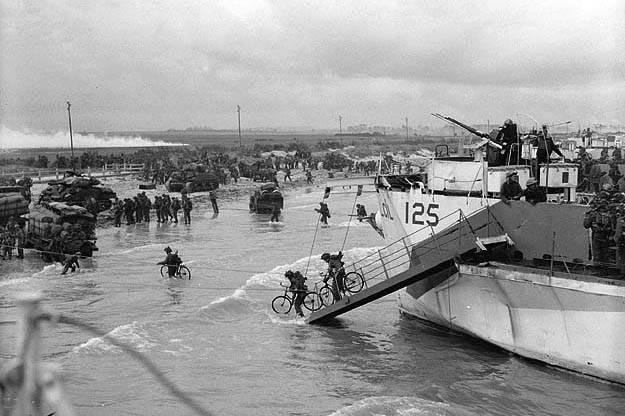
[340,193,359,251]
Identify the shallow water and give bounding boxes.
[1,183,624,416]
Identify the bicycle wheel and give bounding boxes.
[271,296,292,314]
[160,265,168,277]
[303,292,323,312]
[179,265,191,280]
[344,272,364,294]
[318,285,335,306]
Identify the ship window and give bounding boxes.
[562,172,569,183]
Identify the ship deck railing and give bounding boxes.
[343,207,504,289]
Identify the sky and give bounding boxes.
[1,0,624,133]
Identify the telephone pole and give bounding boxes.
[67,101,75,171]
[237,105,242,148]
[405,116,409,140]
[338,115,343,134]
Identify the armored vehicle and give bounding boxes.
[165,166,219,193]
[25,201,98,261]
[39,172,116,212]
[249,183,284,214]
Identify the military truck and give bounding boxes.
[249,183,284,214]
[25,201,98,261]
[165,166,219,193]
[39,172,116,212]
[0,176,33,226]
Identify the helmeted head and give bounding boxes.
[75,251,81,256]
[164,246,172,253]
[526,178,537,187]
[504,119,513,126]
[285,270,294,278]
[506,171,518,181]
[603,183,613,191]
[321,252,331,262]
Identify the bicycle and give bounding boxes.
[271,283,323,314]
[318,270,365,304]
[160,263,191,279]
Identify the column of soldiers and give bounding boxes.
[113,191,193,227]
[583,189,625,275]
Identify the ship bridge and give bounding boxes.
[307,206,511,324]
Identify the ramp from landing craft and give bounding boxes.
[307,206,508,324]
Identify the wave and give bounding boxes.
[330,396,476,416]
[72,321,155,354]
[0,276,33,287]
[199,246,380,319]
[32,263,62,277]
[0,125,185,149]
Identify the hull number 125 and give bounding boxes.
[405,202,439,226]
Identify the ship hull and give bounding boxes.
[397,263,625,384]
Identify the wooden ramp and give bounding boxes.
[307,206,507,324]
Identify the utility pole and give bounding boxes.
[405,116,409,140]
[67,101,75,171]
[237,105,242,148]
[338,115,343,134]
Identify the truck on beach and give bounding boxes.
[249,183,283,214]
[25,201,98,261]
[0,186,30,226]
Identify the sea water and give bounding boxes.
[1,182,624,416]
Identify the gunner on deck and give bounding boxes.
[523,178,546,205]
[500,172,523,204]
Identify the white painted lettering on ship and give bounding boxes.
[405,202,439,226]
[380,200,394,220]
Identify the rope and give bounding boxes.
[303,207,324,279]
[41,313,215,416]
[340,193,359,251]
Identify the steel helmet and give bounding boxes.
[164,246,172,253]
[321,253,331,261]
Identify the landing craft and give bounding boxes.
[310,115,625,385]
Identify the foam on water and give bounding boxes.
[0,125,185,149]
[32,263,62,277]
[198,246,380,320]
[72,321,156,354]
[330,396,475,416]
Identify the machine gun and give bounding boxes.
[431,113,502,150]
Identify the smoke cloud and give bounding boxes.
[0,126,185,149]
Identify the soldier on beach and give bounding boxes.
[142,192,151,222]
[284,166,292,182]
[306,170,313,184]
[209,191,219,214]
[154,196,162,222]
[113,197,123,227]
[315,202,331,224]
[61,252,80,275]
[270,203,281,222]
[171,197,181,223]
[182,195,193,225]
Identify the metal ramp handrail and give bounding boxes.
[340,206,507,298]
